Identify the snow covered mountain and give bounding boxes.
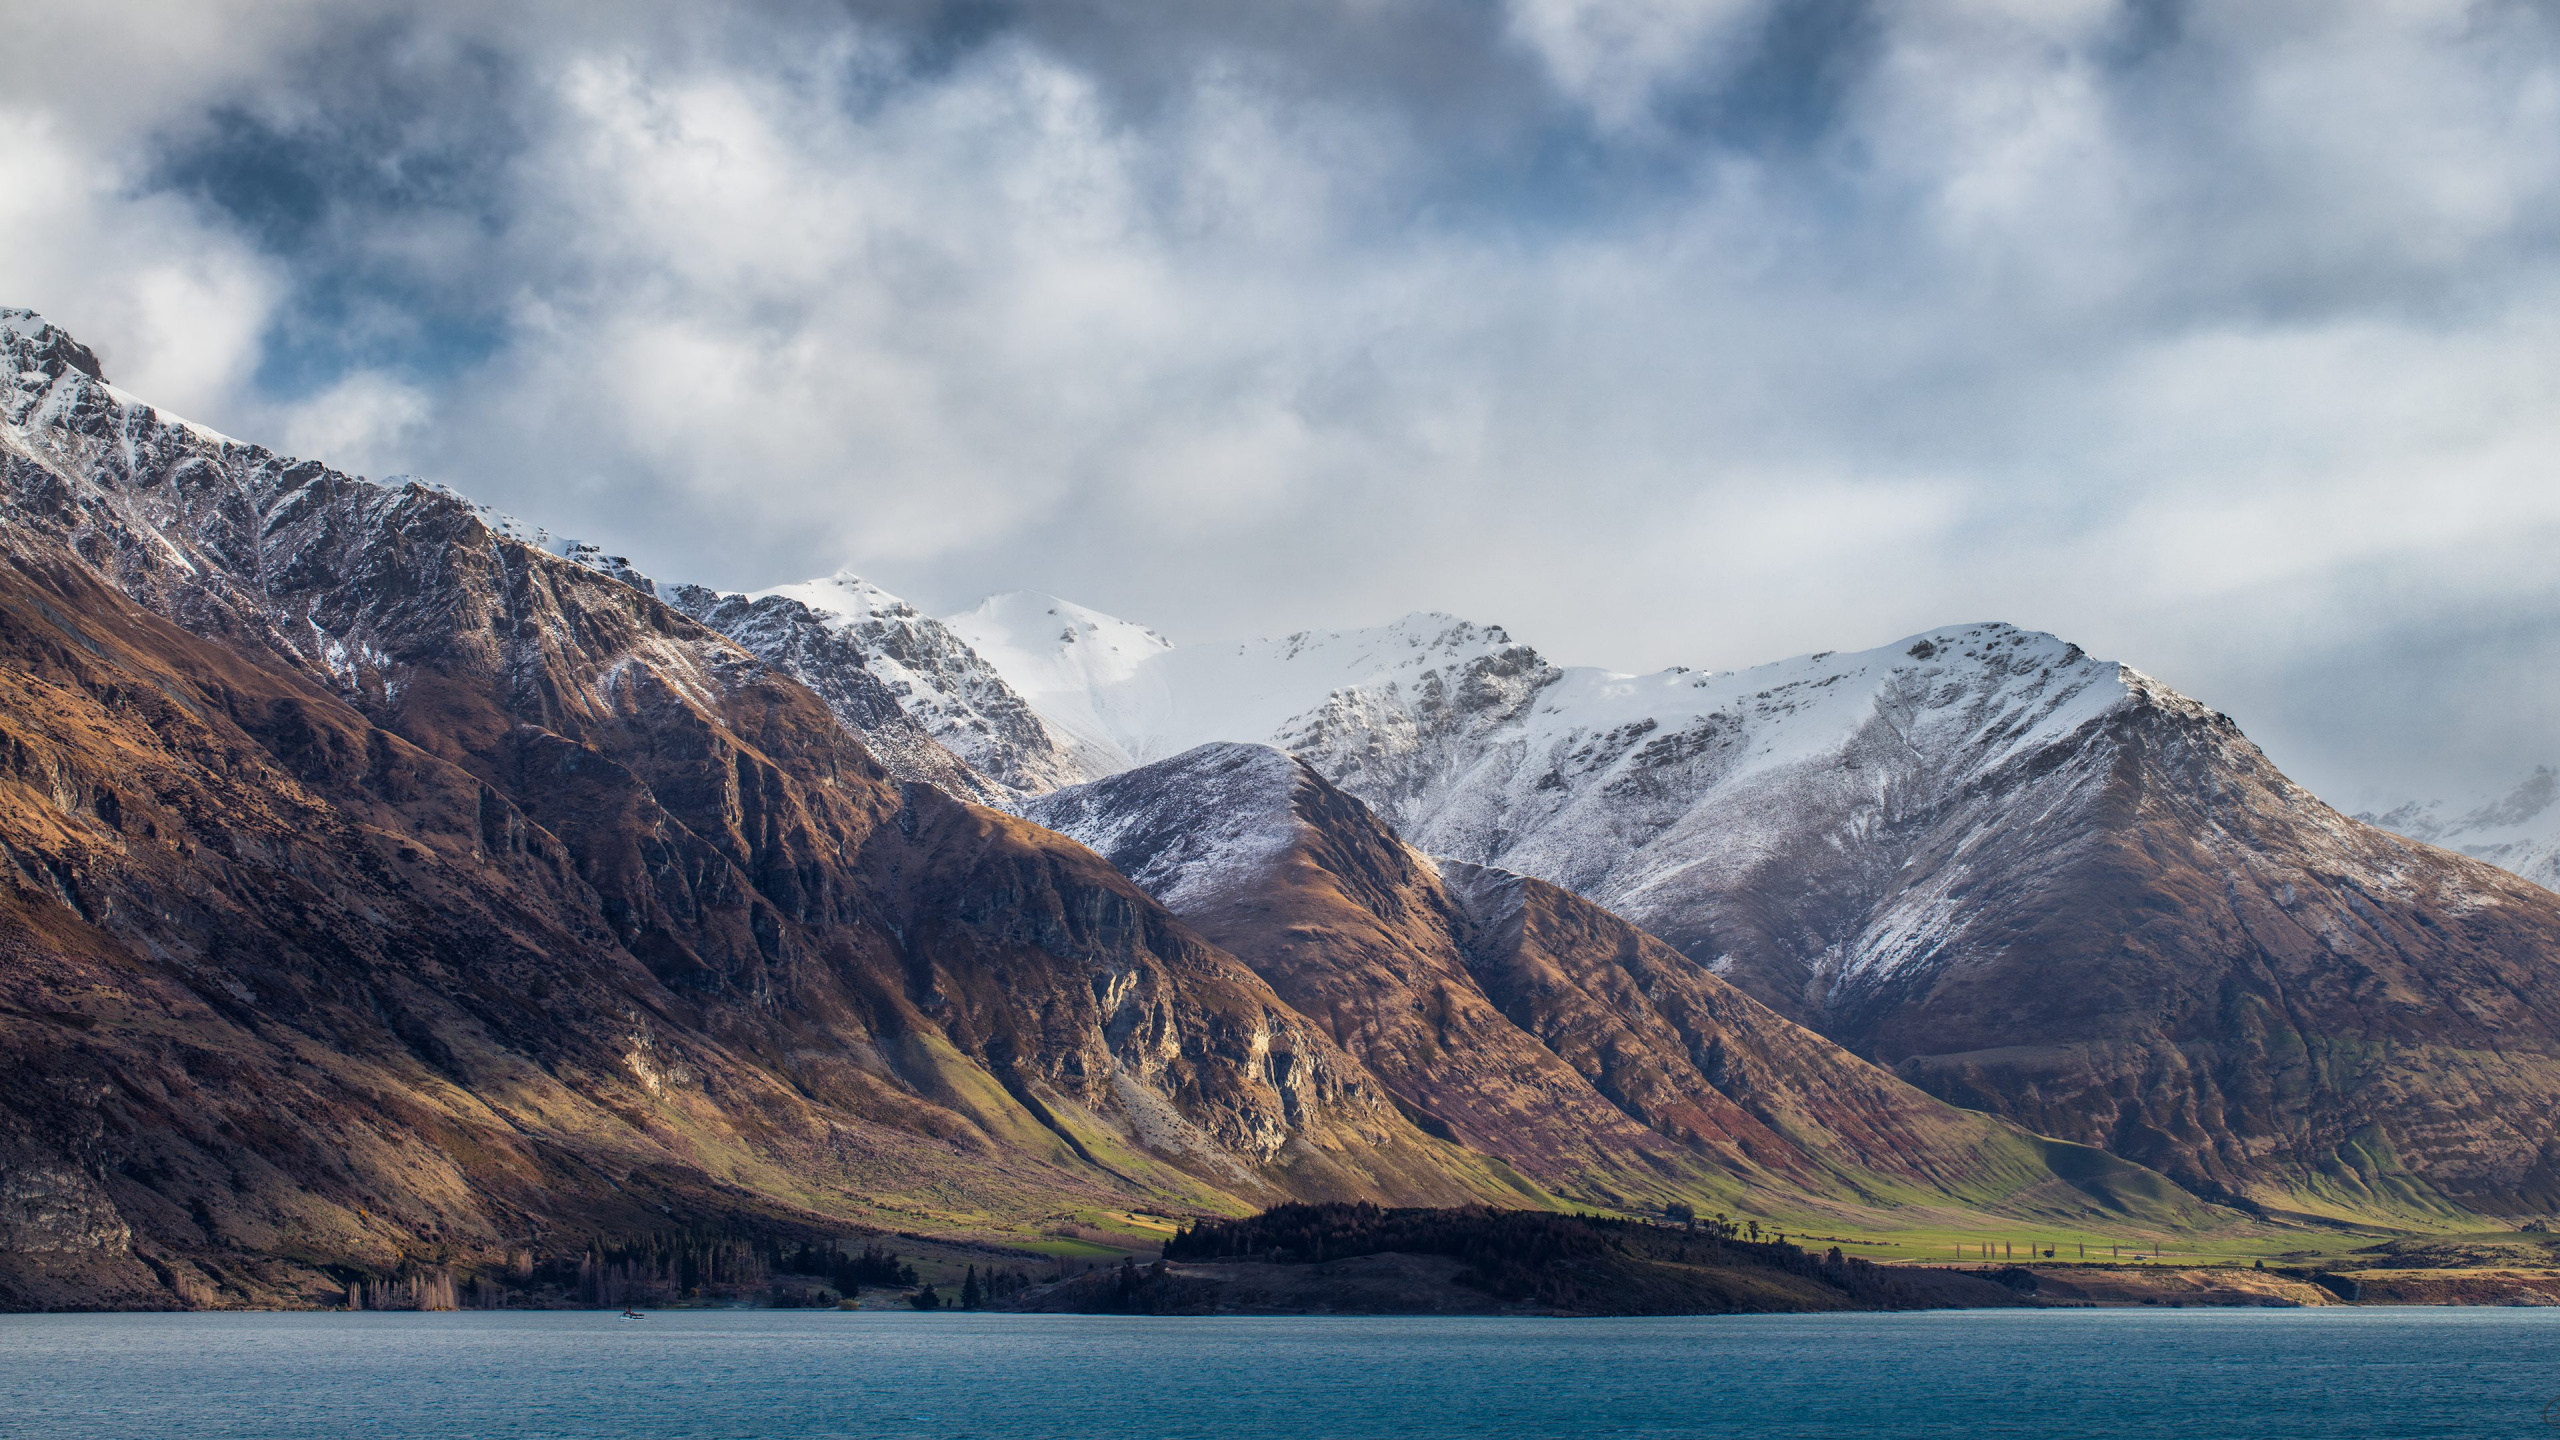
[2360,769,2560,891]
[929,607,2209,1013]
[673,578,1529,809]
[942,591,1174,774]
[924,598,2560,1220]
[28,276,2546,1228]
[666,571,1085,804]
[944,602,1533,774]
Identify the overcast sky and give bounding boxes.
[6,0,2559,806]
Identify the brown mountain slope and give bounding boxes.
[0,314,1525,1309]
[1026,743,2212,1227]
[1819,679,2560,1222]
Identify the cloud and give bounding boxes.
[276,369,433,476]
[1504,0,1776,129]
[0,110,278,416]
[7,0,2560,802]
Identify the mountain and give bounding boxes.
[0,305,2216,1315]
[1025,743,2206,1228]
[940,605,2560,1223]
[0,308,1543,1308]
[945,602,1524,776]
[665,571,1084,805]
[943,592,1177,776]
[2360,769,2560,892]
[10,290,2554,1319]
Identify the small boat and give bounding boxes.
[619,1309,646,1320]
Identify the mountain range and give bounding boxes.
[2359,770,2560,892]
[705,511,2560,1224]
[1,305,2556,1310]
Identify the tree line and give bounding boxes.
[334,1230,955,1310]
[1162,1202,2001,1312]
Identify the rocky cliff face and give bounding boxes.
[1028,744,2211,1227]
[0,309,1513,1308]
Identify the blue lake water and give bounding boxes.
[1,1307,2555,1439]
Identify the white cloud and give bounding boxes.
[1504,0,1773,129]
[0,110,278,419]
[276,369,433,478]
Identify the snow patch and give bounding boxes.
[1025,743,1308,914]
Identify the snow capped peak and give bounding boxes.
[1,310,255,455]
[935,599,1552,774]
[942,598,2188,1001]
[949,590,1172,676]
[1239,611,1524,681]
[943,591,1179,771]
[450,498,659,595]
[542,536,658,596]
[749,567,921,630]
[671,567,1105,802]
[1,306,108,389]
[931,578,2161,825]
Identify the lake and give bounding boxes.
[1,1307,2554,1438]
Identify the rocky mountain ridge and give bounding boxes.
[9,296,2559,1320]
[662,572,1066,806]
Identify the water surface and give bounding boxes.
[3,1307,2555,1438]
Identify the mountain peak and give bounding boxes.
[951,590,1173,655]
[748,568,920,628]
[0,307,106,384]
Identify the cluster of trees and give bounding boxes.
[343,1271,462,1311]
[328,1231,952,1310]
[331,1231,1057,1311]
[774,1241,919,1296]
[1034,1258,1207,1315]
[1168,1202,1663,1305]
[1168,1203,1625,1268]
[1164,1202,1960,1312]
[567,1233,945,1307]
[907,1264,1037,1310]
[340,1249,538,1311]
[562,1233,790,1307]
[1657,1202,1759,1241]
